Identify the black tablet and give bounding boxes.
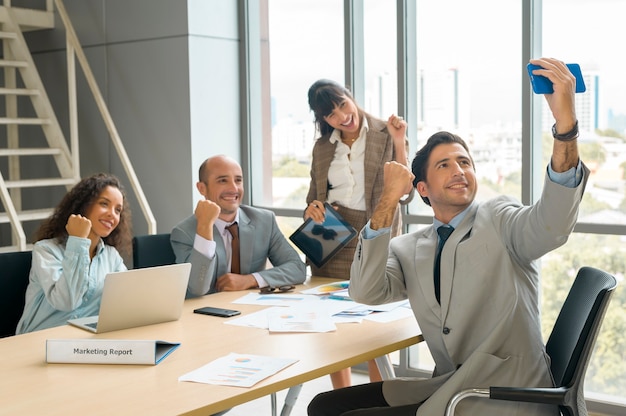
[289,203,358,268]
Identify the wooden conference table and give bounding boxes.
[0,277,423,415]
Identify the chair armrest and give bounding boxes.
[445,389,489,416]
[490,386,567,406]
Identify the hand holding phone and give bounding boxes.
[527,63,586,94]
[193,306,241,318]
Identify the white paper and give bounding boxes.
[225,307,274,329]
[267,306,336,333]
[179,353,298,387]
[364,306,414,323]
[364,299,410,312]
[232,292,321,306]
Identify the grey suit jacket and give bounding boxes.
[306,115,406,236]
[171,205,305,297]
[350,165,589,416]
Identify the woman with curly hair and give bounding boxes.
[16,173,132,334]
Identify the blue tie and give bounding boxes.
[434,225,454,304]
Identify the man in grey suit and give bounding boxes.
[171,155,305,297]
[308,58,588,416]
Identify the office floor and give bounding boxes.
[224,370,369,416]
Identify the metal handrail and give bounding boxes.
[0,171,26,249]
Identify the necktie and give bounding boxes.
[226,222,240,274]
[434,225,454,304]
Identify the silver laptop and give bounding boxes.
[68,263,191,333]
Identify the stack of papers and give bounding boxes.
[226,280,413,328]
[179,353,298,387]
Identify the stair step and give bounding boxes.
[5,177,76,188]
[0,117,50,125]
[0,31,18,40]
[0,148,62,156]
[0,87,40,95]
[0,208,52,224]
[0,59,28,67]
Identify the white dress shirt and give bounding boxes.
[327,117,368,211]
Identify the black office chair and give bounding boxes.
[445,266,617,416]
[0,250,33,338]
[132,233,176,269]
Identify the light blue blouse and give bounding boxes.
[16,236,126,334]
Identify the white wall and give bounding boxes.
[20,0,241,237]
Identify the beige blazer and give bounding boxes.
[306,114,407,236]
[350,165,589,416]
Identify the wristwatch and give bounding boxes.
[552,120,579,142]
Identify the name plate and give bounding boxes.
[46,339,180,365]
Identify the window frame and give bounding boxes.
[241,0,625,412]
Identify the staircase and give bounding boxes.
[0,3,74,252]
[0,1,155,252]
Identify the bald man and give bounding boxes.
[171,155,305,297]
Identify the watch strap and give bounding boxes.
[552,120,579,142]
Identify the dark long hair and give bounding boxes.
[411,131,474,206]
[307,79,365,136]
[35,173,132,256]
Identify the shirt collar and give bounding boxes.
[433,202,474,230]
[215,210,241,234]
[329,115,369,144]
[95,238,106,255]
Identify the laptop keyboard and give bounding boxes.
[85,321,98,329]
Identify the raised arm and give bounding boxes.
[529,57,580,172]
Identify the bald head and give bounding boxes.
[198,155,241,183]
[196,155,244,221]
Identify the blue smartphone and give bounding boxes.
[527,63,586,94]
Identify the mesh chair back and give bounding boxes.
[0,251,32,337]
[546,266,617,388]
[132,233,176,269]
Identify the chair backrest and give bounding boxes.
[546,266,617,389]
[132,233,176,269]
[0,250,33,338]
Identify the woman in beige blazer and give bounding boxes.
[304,79,412,389]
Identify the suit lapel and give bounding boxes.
[414,226,441,316]
[213,224,228,277]
[313,137,336,201]
[363,117,389,213]
[440,203,479,321]
[237,209,254,274]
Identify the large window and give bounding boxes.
[265,0,343,211]
[256,0,626,411]
[543,0,626,225]
[363,0,397,119]
[541,0,626,407]
[409,0,523,218]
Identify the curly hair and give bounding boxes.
[307,79,365,137]
[35,173,132,257]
